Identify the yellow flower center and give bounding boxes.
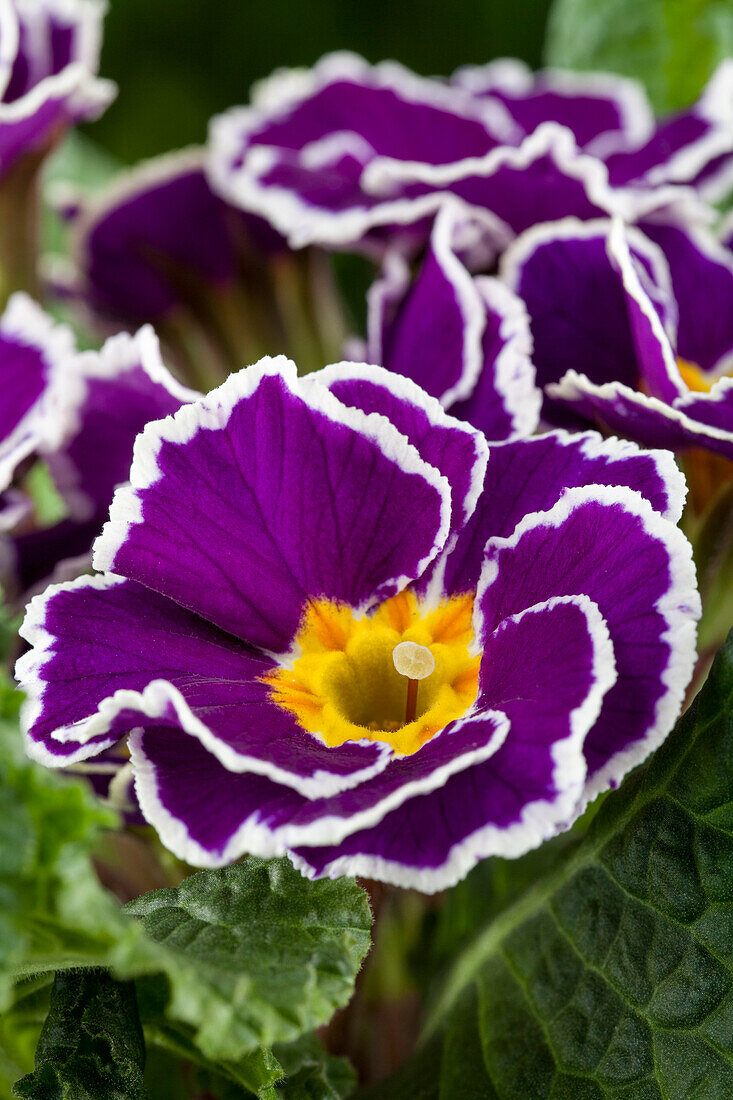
[677,357,713,393]
[263,590,480,756]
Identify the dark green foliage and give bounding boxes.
[13,971,145,1100]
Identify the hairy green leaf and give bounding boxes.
[545,0,733,112]
[123,860,371,1062]
[370,632,733,1097]
[13,971,145,1100]
[0,676,121,1011]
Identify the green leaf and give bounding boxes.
[373,631,733,1097]
[0,682,370,1079]
[544,0,733,113]
[12,970,145,1100]
[122,860,371,1062]
[0,675,121,1012]
[274,1035,356,1099]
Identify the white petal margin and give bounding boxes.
[0,0,115,127]
[206,50,517,252]
[451,58,655,156]
[546,371,733,454]
[16,571,394,796]
[360,122,699,228]
[474,483,701,812]
[0,0,19,101]
[92,355,453,638]
[309,359,490,530]
[41,324,199,519]
[0,292,77,491]
[128,706,515,869]
[471,275,540,439]
[289,594,617,892]
[645,61,733,202]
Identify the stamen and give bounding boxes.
[392,641,435,724]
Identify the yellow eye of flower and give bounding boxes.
[677,357,713,393]
[264,590,480,756]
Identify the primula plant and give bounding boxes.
[2,0,733,1096]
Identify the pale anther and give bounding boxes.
[392,641,435,680]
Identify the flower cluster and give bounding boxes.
[9,41,731,891]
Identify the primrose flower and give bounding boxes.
[207,51,728,255]
[17,358,700,890]
[0,0,114,176]
[50,149,285,351]
[500,217,733,461]
[1,317,194,599]
[454,58,733,202]
[360,200,541,441]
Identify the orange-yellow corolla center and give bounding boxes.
[677,357,714,393]
[263,590,480,756]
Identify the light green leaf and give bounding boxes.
[274,1035,356,1099]
[545,0,733,112]
[122,860,371,1062]
[12,970,145,1100]
[368,631,733,1097]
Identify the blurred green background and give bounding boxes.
[86,0,552,163]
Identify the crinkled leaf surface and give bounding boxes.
[123,861,371,1062]
[12,970,145,1100]
[363,631,733,1098]
[545,0,733,112]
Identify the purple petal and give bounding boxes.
[17,574,390,794]
[44,326,196,519]
[66,149,282,327]
[290,594,615,890]
[312,361,488,545]
[640,221,733,373]
[365,203,539,441]
[0,293,76,490]
[366,125,621,237]
[93,358,451,653]
[548,374,733,459]
[431,429,686,599]
[0,0,114,174]
[207,52,515,250]
[453,59,654,152]
[475,486,700,804]
[502,218,680,421]
[449,276,540,441]
[604,62,733,200]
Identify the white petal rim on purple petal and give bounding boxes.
[41,324,198,518]
[290,593,616,890]
[206,50,517,252]
[0,292,77,490]
[15,571,395,795]
[472,275,540,439]
[91,355,453,642]
[310,359,489,531]
[547,370,733,454]
[451,58,655,156]
[474,482,700,808]
[645,61,733,201]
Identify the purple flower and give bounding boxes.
[207,52,517,255]
[500,216,733,460]
[207,51,729,255]
[359,201,541,441]
[454,58,733,202]
[52,148,284,338]
[17,358,700,890]
[1,317,195,599]
[0,0,114,176]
